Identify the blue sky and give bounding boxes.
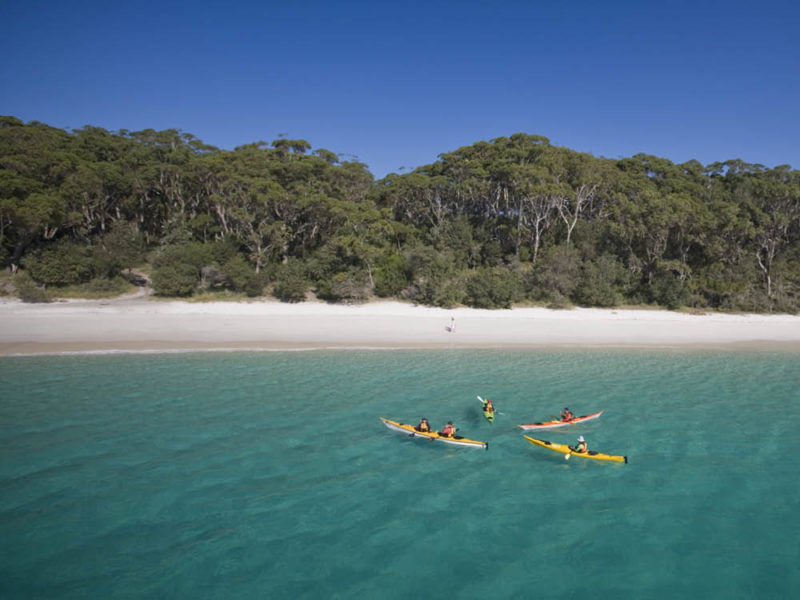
[2,0,798,178]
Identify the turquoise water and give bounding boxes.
[1,350,799,599]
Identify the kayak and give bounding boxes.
[524,435,627,463]
[380,418,488,450]
[477,396,495,423]
[518,411,603,430]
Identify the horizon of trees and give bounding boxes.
[1,116,798,312]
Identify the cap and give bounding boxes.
[577,436,585,442]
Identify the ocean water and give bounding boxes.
[0,349,798,599]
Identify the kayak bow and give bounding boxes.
[524,435,627,463]
[518,411,602,430]
[380,418,488,450]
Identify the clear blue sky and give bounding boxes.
[2,0,798,178]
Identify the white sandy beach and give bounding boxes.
[2,293,800,355]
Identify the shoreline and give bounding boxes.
[2,297,800,356]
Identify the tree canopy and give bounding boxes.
[1,117,798,312]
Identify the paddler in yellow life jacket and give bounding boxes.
[416,418,430,432]
[439,421,456,437]
[571,436,587,453]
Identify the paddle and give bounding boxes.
[477,395,503,415]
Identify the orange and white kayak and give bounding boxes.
[518,411,602,430]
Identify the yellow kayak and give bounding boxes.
[380,418,488,450]
[524,435,627,463]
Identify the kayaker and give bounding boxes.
[439,421,456,437]
[483,398,495,414]
[560,407,574,422]
[416,418,431,432]
[571,435,587,453]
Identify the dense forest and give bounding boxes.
[1,116,798,312]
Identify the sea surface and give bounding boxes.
[1,350,798,599]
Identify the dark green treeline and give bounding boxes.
[1,116,798,312]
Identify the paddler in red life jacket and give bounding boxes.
[416,418,430,432]
[560,407,574,422]
[571,436,587,453]
[439,421,456,437]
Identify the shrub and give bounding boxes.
[23,240,94,286]
[373,253,409,297]
[223,255,263,297]
[319,270,369,303]
[574,254,628,307]
[151,263,199,296]
[272,261,308,303]
[465,267,520,308]
[13,272,51,303]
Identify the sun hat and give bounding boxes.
[577,436,585,442]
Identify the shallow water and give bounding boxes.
[1,350,798,599]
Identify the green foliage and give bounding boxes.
[151,263,198,296]
[465,267,520,309]
[2,115,799,312]
[13,271,51,303]
[649,269,691,310]
[373,253,409,297]
[22,239,94,285]
[223,254,263,297]
[317,269,370,303]
[93,224,145,278]
[574,254,629,307]
[272,260,308,303]
[527,246,580,306]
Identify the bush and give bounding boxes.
[373,253,409,297]
[465,267,520,308]
[650,269,691,310]
[527,246,580,304]
[574,254,628,307]
[23,240,94,286]
[151,263,199,296]
[13,272,51,303]
[272,261,308,303]
[223,255,263,297]
[94,225,144,278]
[319,270,369,303]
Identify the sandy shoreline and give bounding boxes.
[2,296,800,355]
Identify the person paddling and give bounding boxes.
[571,435,587,453]
[482,398,495,416]
[560,407,574,422]
[416,418,430,432]
[439,421,456,437]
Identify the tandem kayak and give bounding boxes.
[380,418,488,450]
[524,435,627,463]
[518,411,602,430]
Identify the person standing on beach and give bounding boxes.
[449,316,456,332]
